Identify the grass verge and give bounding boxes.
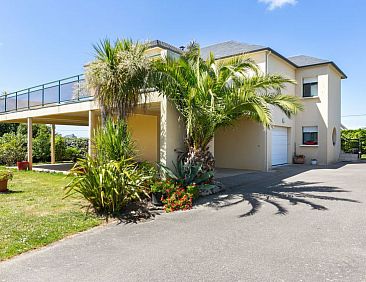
[0,170,101,261]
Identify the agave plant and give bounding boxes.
[158,159,214,189]
[152,42,303,173]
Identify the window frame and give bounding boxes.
[302,77,318,98]
[302,126,319,145]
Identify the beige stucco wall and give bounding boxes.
[214,51,267,170]
[294,66,328,164]
[160,97,185,169]
[326,66,342,163]
[215,119,266,170]
[128,114,159,163]
[267,53,297,168]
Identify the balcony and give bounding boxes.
[0,74,93,114]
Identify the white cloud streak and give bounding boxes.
[258,0,298,10]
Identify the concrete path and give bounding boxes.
[1,163,366,281]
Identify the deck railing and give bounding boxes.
[0,74,93,114]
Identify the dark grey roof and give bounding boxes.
[201,41,346,79]
[201,40,267,59]
[288,55,347,78]
[147,40,183,54]
[287,55,330,67]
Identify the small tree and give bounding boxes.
[85,38,152,123]
[0,132,27,165]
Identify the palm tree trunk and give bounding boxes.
[184,145,215,175]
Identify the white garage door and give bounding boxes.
[271,127,288,166]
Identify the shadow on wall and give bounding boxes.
[200,164,359,217]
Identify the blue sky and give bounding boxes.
[0,0,365,136]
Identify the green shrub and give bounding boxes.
[65,157,150,215]
[161,186,193,213]
[0,133,27,165]
[150,179,176,193]
[94,119,136,162]
[65,147,82,162]
[33,127,50,162]
[0,170,14,181]
[64,136,88,159]
[55,135,67,161]
[65,119,152,216]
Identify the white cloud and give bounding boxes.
[258,0,297,10]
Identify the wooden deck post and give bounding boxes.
[27,117,33,170]
[88,110,97,157]
[50,124,56,164]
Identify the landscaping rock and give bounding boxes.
[199,181,225,196]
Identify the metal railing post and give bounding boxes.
[77,75,80,100]
[42,85,45,106]
[28,88,30,109]
[4,94,7,112]
[58,80,61,103]
[15,92,18,111]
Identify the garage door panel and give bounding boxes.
[272,127,288,166]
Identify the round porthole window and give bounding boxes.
[332,127,337,146]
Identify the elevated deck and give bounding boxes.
[0,74,98,125]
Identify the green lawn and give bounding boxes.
[0,170,101,261]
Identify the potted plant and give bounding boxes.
[0,170,13,192]
[311,159,318,165]
[293,154,305,164]
[150,181,165,206]
[150,180,176,206]
[17,161,29,171]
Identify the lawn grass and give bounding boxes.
[0,170,102,261]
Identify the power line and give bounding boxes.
[342,114,366,117]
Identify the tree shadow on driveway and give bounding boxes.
[199,165,360,217]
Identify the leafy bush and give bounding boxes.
[0,133,27,165]
[65,119,152,216]
[64,136,88,159]
[55,135,67,161]
[33,127,51,162]
[0,170,14,181]
[93,119,136,162]
[161,186,193,213]
[65,147,82,162]
[65,157,150,215]
[341,129,366,154]
[150,179,176,193]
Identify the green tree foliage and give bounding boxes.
[0,133,27,165]
[0,123,19,136]
[33,126,51,162]
[55,135,67,161]
[341,129,366,153]
[85,38,152,122]
[152,42,303,172]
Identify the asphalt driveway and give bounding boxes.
[1,163,366,281]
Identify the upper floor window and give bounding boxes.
[303,77,318,97]
[303,126,318,145]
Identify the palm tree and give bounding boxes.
[152,42,303,173]
[85,38,151,122]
